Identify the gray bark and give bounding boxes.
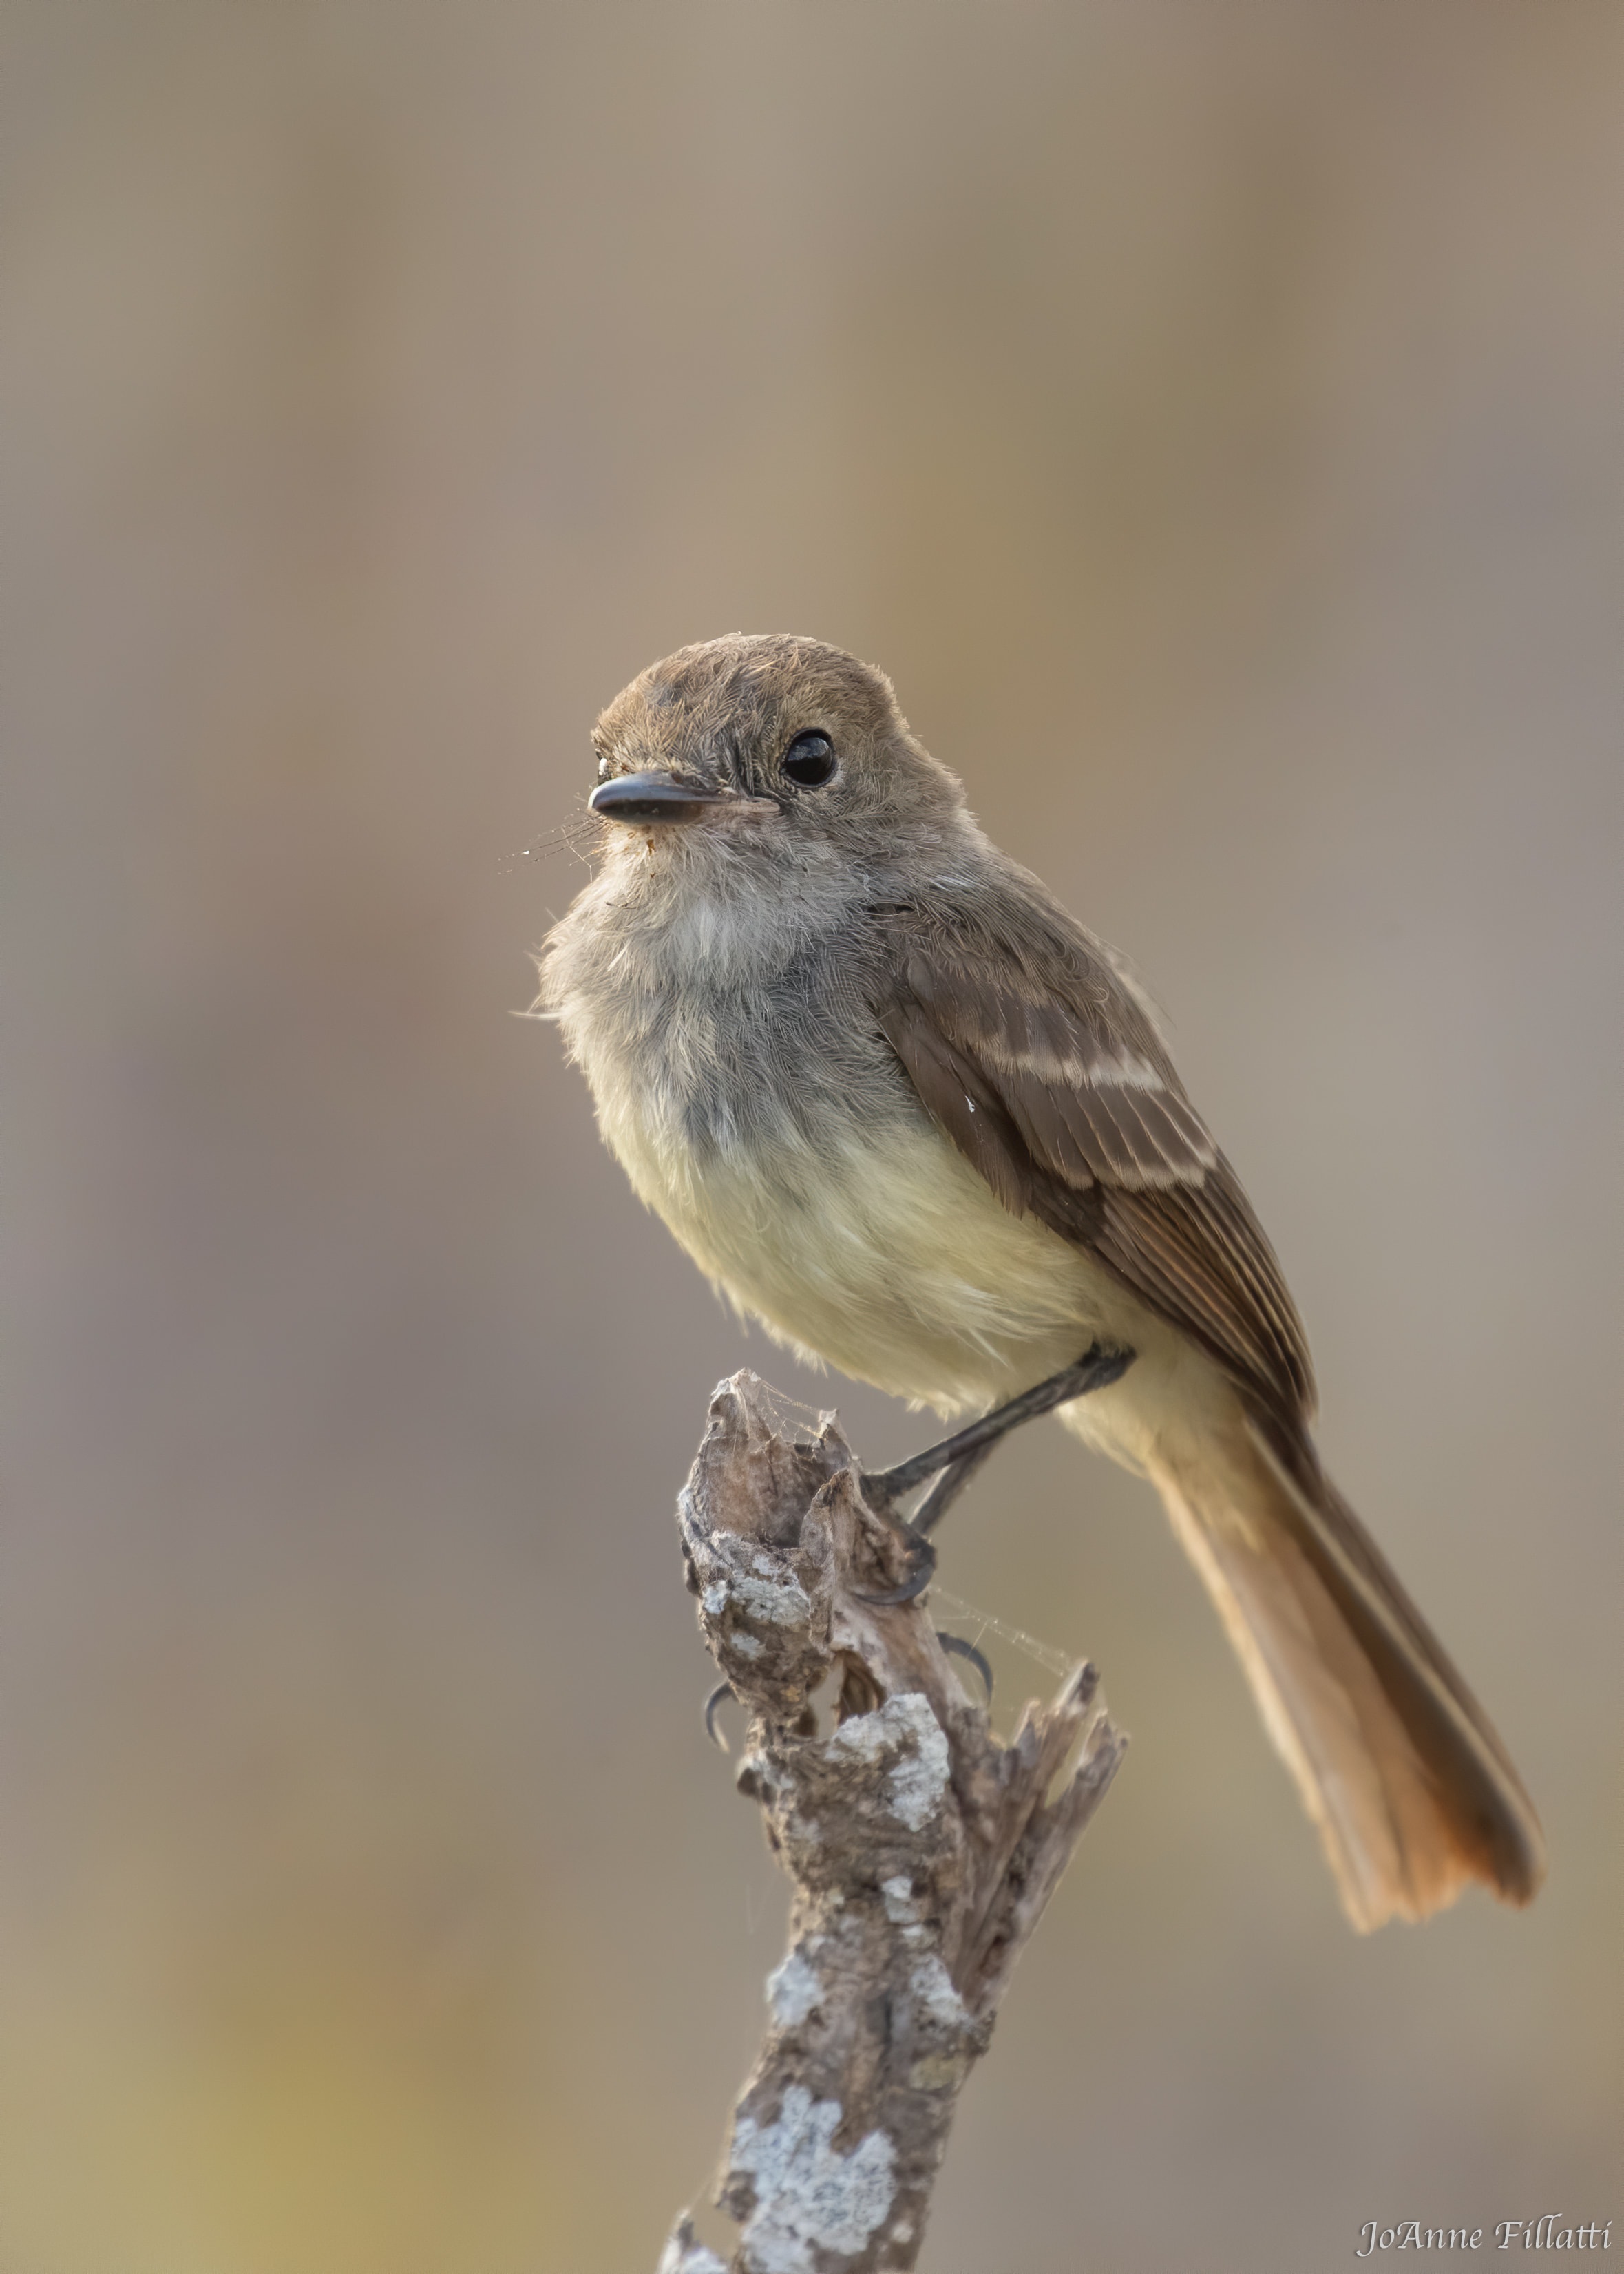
[658,1371,1125,2274]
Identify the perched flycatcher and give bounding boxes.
[538,633,1543,1932]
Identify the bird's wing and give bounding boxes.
[874,895,1317,1434]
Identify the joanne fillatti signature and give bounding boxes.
[1358,2219,1613,2255]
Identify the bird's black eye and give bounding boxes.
[781,730,836,788]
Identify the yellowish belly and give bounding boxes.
[603,1080,1168,1413]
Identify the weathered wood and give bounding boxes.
[659,1371,1125,2274]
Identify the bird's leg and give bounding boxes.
[854,1341,1135,1607]
[910,1441,995,1539]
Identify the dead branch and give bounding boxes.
[657,1371,1125,2274]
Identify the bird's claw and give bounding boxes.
[703,1679,734,1752]
[938,1630,993,1703]
[852,1507,937,1606]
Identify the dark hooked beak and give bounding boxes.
[589,770,735,825]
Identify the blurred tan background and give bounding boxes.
[2,2,1621,2268]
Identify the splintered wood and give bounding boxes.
[659,1371,1124,2274]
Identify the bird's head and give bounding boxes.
[585,635,968,883]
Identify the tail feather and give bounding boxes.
[1151,1420,1545,1932]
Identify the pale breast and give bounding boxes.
[546,863,1175,1440]
[595,1025,1150,1413]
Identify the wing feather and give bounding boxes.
[876,894,1317,1431]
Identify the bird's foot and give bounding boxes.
[853,1341,1135,1606]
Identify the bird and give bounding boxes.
[536,631,1545,1932]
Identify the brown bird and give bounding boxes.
[538,632,1545,1930]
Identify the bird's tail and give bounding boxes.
[1148,1415,1545,1931]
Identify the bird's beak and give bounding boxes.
[589,770,737,825]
